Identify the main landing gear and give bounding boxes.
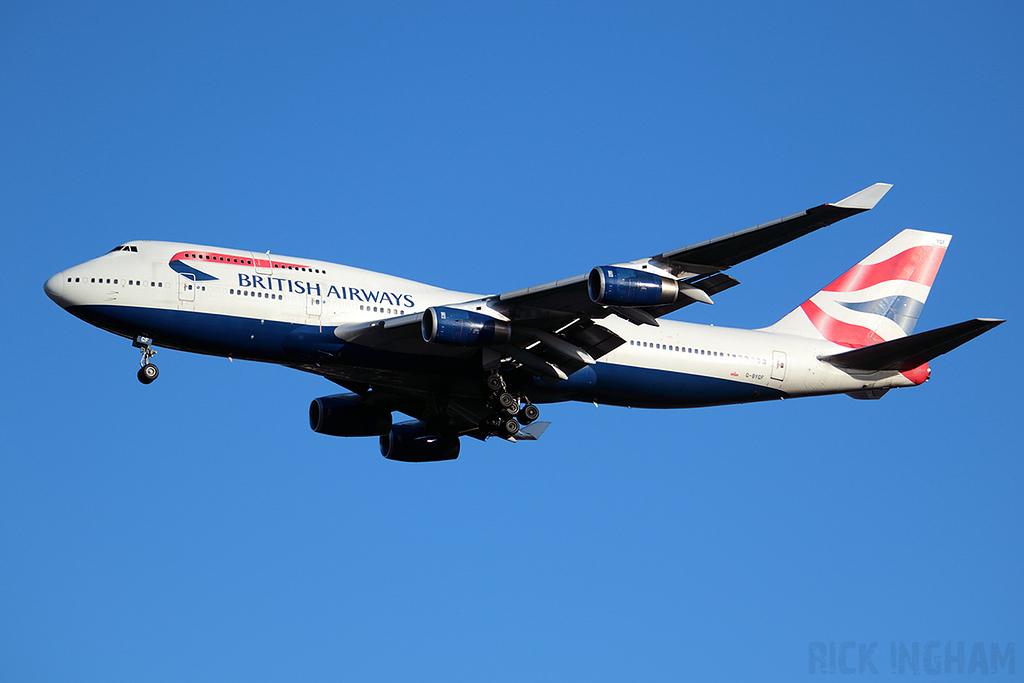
[133,335,159,384]
[483,372,539,439]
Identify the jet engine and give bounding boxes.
[379,421,461,462]
[422,306,511,346]
[309,394,392,437]
[588,266,680,306]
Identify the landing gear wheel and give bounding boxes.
[485,374,503,392]
[501,418,520,438]
[520,403,540,424]
[497,392,519,414]
[138,363,159,384]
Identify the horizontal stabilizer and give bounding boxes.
[820,318,1004,372]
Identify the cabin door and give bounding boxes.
[177,273,196,302]
[771,351,787,382]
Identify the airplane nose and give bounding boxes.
[44,272,66,306]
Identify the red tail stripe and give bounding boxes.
[822,245,946,293]
[801,300,887,349]
[901,363,930,386]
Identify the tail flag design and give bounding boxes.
[769,230,950,349]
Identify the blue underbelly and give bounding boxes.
[534,362,785,408]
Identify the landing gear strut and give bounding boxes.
[482,371,539,438]
[133,335,159,384]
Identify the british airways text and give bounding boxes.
[237,274,415,307]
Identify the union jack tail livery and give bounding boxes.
[769,229,950,348]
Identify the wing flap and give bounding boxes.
[515,319,625,377]
[645,272,740,319]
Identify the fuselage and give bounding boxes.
[44,240,921,410]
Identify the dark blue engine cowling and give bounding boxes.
[588,266,680,306]
[309,394,392,437]
[422,306,511,346]
[379,421,460,462]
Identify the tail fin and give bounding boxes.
[768,230,950,348]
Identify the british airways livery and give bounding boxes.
[44,184,1002,462]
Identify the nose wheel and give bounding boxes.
[133,335,159,384]
[138,363,159,384]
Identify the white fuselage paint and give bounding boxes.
[46,241,920,407]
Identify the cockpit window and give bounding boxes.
[106,245,138,253]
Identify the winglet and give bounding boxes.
[831,183,893,210]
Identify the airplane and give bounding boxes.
[44,183,1002,462]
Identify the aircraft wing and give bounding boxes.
[492,182,892,323]
[305,183,892,431]
[653,182,893,272]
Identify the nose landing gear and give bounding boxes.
[133,335,159,384]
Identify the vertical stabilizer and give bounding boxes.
[767,230,950,348]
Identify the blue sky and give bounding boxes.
[2,2,1020,680]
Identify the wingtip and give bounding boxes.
[832,183,894,210]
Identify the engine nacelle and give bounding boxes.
[588,266,679,306]
[422,306,511,346]
[309,394,392,437]
[379,421,461,462]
